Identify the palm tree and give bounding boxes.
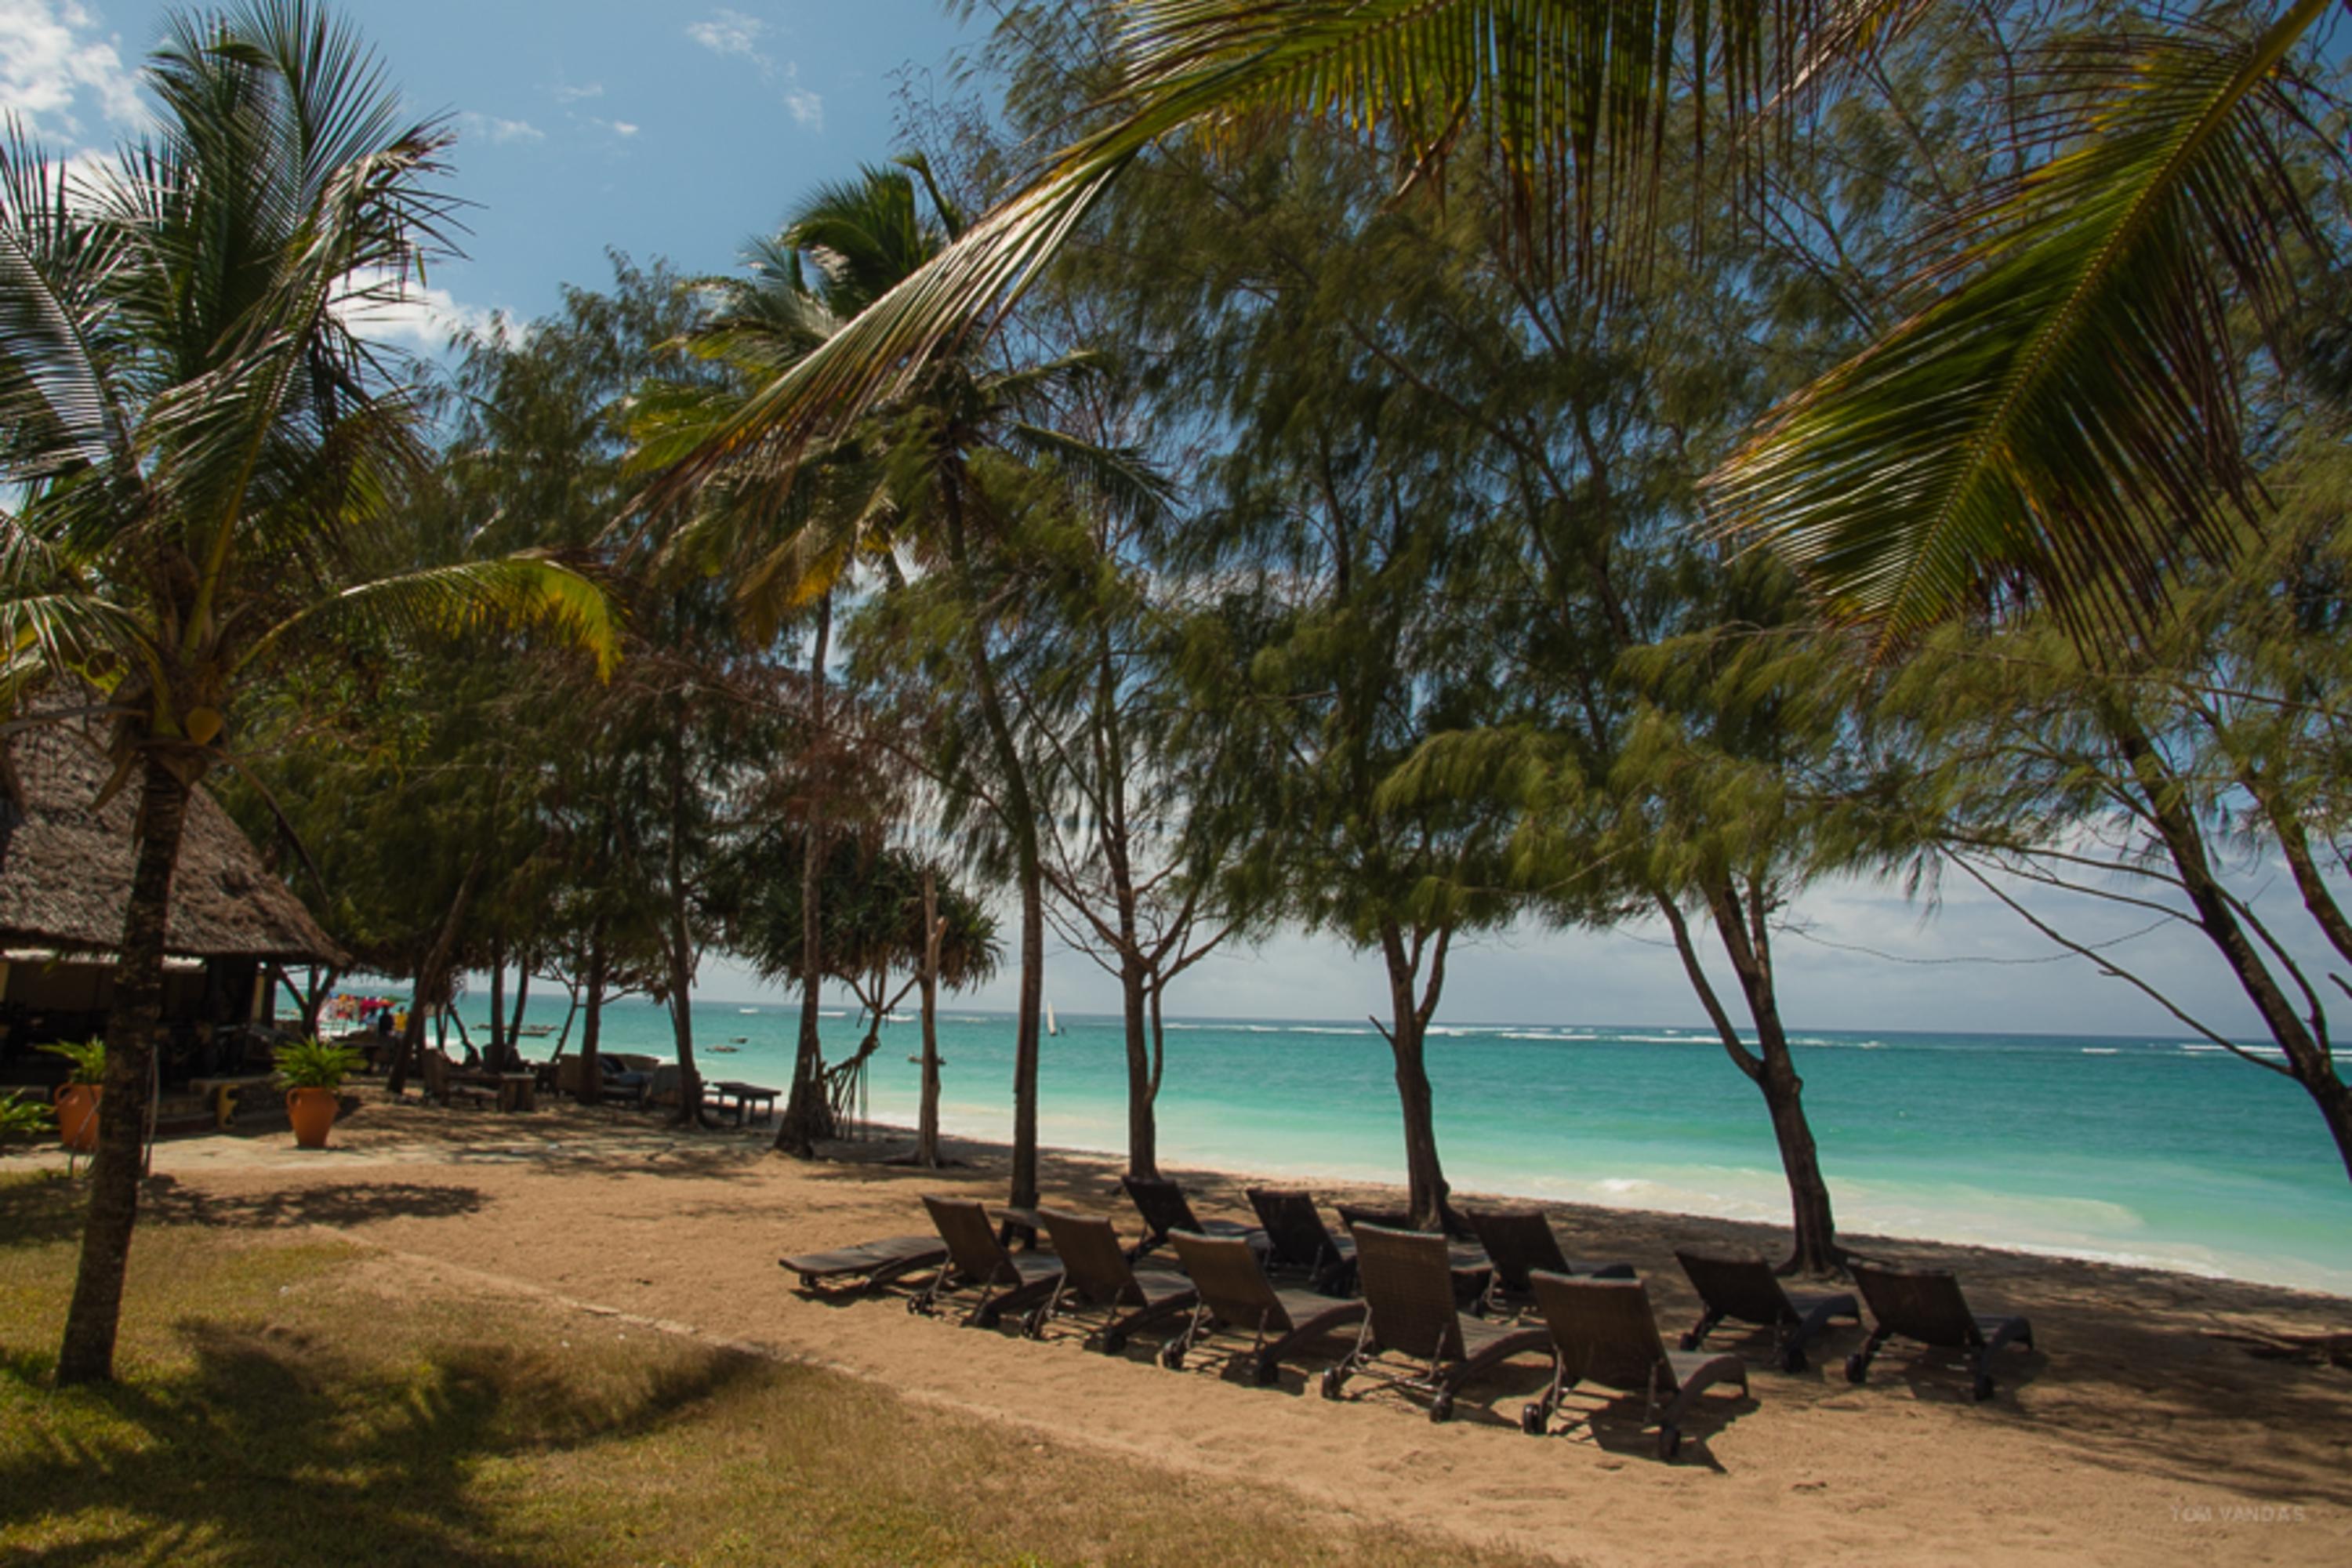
[641,157,1159,1204]
[0,0,612,1385]
[652,0,2334,651]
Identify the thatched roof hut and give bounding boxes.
[0,719,344,966]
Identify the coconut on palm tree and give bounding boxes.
[0,0,614,1385]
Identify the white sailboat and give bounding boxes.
[1046,1000,1061,1037]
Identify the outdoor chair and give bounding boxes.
[1120,1174,1263,1257]
[1318,1225,1552,1422]
[1163,1230,1369,1384]
[1521,1272,1751,1460]
[780,1234,949,1296]
[1244,1187,1357,1293]
[1675,1248,1860,1372]
[910,1195,1065,1327]
[1027,1208,1199,1352]
[1461,1207,1636,1315]
[1845,1262,2035,1400]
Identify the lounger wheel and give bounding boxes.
[1781,1345,1808,1374]
[1251,1358,1281,1388]
[1158,1344,1185,1370]
[1973,1372,1994,1403]
[1519,1403,1546,1436]
[1428,1393,1454,1424]
[1020,1305,1049,1339]
[1319,1368,1346,1401]
[1844,1352,1868,1385]
[1657,1425,1682,1461]
[1678,1330,1700,1351]
[1098,1330,1127,1355]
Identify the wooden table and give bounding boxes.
[705,1080,778,1126]
[495,1073,536,1113]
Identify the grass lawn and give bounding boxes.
[0,1172,1547,1566]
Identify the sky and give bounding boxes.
[3,0,2339,1040]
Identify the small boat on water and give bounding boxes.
[1046,1002,1061,1037]
[710,1044,739,1054]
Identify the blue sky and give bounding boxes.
[5,0,2340,1039]
[1,0,982,336]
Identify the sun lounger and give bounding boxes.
[1674,1248,1860,1372]
[1334,1203,1493,1305]
[1319,1225,1552,1421]
[1845,1262,2035,1400]
[780,1234,948,1295]
[1027,1207,1200,1352]
[1520,1272,1751,1460]
[1245,1187,1357,1291]
[1162,1230,1369,1383]
[1462,1207,1636,1312]
[910,1195,1065,1327]
[1120,1175,1263,1256]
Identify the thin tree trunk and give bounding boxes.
[1697,880,1842,1274]
[1120,960,1157,1180]
[299,964,342,1037]
[662,731,702,1129]
[508,964,532,1065]
[56,754,191,1385]
[1375,920,1458,1234]
[779,592,833,1156]
[2111,714,2352,1182]
[577,917,608,1105]
[916,868,944,1167]
[390,856,481,1098]
[488,944,506,1062]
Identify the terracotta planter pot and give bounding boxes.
[286,1086,340,1149]
[54,1083,100,1152]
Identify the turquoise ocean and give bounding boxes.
[491,996,2352,1296]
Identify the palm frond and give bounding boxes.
[1712,0,2334,654]
[241,554,620,677]
[645,0,1893,510]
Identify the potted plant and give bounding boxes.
[37,1040,105,1152]
[274,1038,365,1149]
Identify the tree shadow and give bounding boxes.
[0,1174,89,1250]
[141,1176,491,1229]
[0,1317,769,1566]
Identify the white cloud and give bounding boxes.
[551,80,604,103]
[332,266,495,353]
[603,119,639,138]
[0,0,143,140]
[780,65,822,130]
[456,111,545,146]
[686,9,766,63]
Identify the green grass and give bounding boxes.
[0,1174,1550,1567]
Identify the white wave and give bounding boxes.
[2081,1047,2120,1055]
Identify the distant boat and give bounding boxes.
[739,1007,759,1014]
[1046,1002,1061,1037]
[729,1036,749,1044]
[710,1044,739,1054]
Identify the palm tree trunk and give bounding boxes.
[940,466,1044,1209]
[56,754,191,1385]
[577,918,608,1105]
[488,944,506,1062]
[780,591,835,1156]
[916,867,944,1167]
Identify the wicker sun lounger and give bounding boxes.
[1334,1203,1492,1305]
[1844,1262,2035,1400]
[1462,1207,1636,1312]
[1026,1207,1200,1352]
[1120,1175,1263,1256]
[1319,1225,1552,1422]
[910,1195,1066,1328]
[779,1234,948,1295]
[1521,1272,1751,1460]
[1674,1248,1861,1372]
[1162,1230,1370,1383]
[1245,1187,1358,1292]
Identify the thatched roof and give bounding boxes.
[0,719,345,965]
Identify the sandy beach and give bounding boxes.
[20,1091,2350,1566]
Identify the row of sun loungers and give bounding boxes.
[781,1179,2038,1460]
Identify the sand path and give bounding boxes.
[50,1097,2352,1566]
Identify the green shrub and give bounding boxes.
[273,1037,366,1091]
[35,1039,105,1084]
